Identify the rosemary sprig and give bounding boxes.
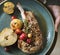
[24,19,29,33]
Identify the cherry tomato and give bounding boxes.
[15,29,22,35]
[19,33,27,40]
[27,39,31,44]
[11,15,17,20]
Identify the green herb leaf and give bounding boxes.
[24,19,28,27]
[24,19,29,33]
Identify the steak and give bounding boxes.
[18,11,43,54]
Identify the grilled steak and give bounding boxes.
[18,11,43,54]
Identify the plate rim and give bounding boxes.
[34,0,55,55]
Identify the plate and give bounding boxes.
[0,0,55,55]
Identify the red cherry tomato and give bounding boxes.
[19,33,27,40]
[15,29,22,35]
[27,39,31,44]
[11,16,17,20]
